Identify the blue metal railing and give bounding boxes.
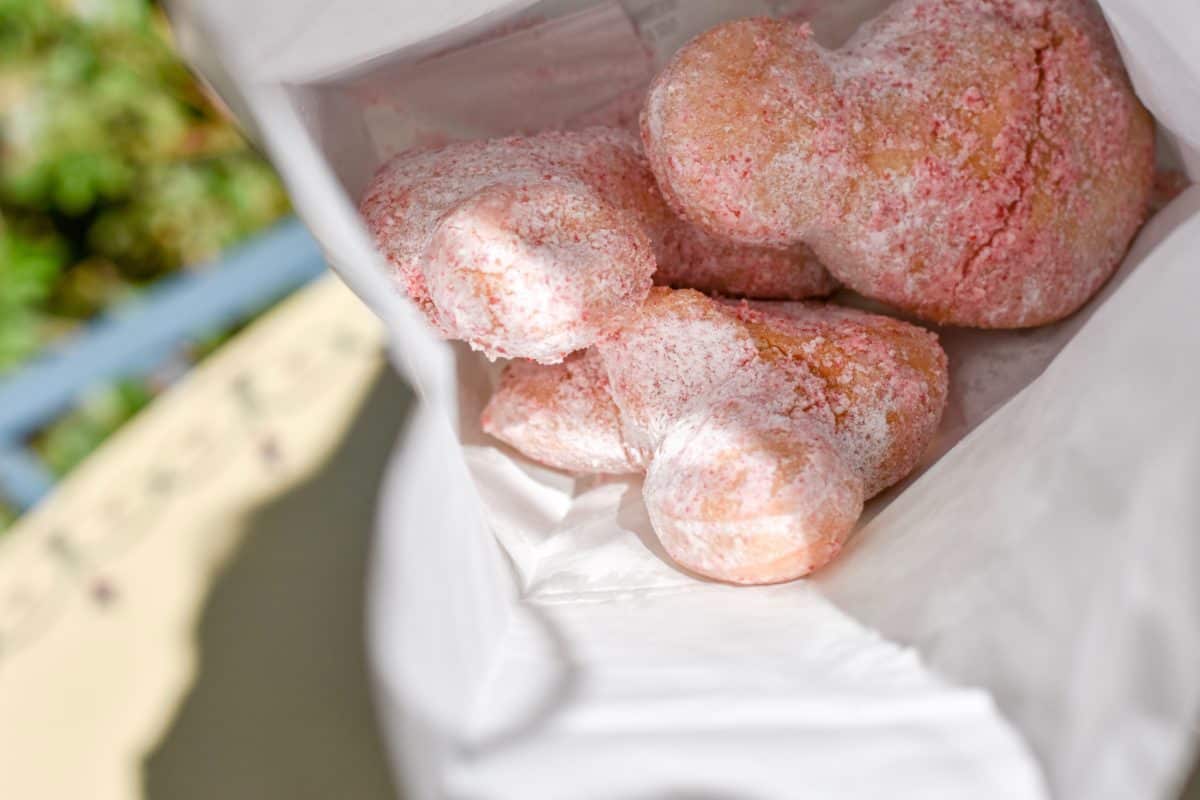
[0,218,327,510]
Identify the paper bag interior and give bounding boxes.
[283,0,1191,596]
[205,1,1200,796]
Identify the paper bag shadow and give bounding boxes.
[143,369,407,800]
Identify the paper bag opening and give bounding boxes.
[166,1,1200,797]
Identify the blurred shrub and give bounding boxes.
[31,378,154,477]
[89,154,288,278]
[0,212,68,365]
[0,0,290,371]
[0,498,14,534]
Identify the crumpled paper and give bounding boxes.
[166,1,1200,797]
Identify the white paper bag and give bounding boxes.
[165,1,1200,797]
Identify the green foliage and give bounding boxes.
[1,14,195,212]
[0,213,68,368]
[89,154,290,277]
[45,257,133,319]
[0,498,15,534]
[0,0,289,367]
[0,214,65,305]
[0,0,292,526]
[32,378,154,477]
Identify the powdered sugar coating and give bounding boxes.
[483,288,949,584]
[361,129,836,363]
[562,114,840,300]
[645,385,862,585]
[654,224,837,300]
[732,300,949,497]
[642,2,1155,328]
[595,288,866,584]
[596,288,764,452]
[360,129,656,362]
[481,349,646,474]
[559,127,837,300]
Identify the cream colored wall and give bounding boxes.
[0,277,395,800]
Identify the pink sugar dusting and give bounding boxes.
[595,288,764,453]
[571,125,840,300]
[482,350,645,474]
[359,129,656,363]
[645,383,862,585]
[360,127,838,362]
[642,0,1155,328]
[483,289,949,584]
[731,300,949,497]
[655,224,838,300]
